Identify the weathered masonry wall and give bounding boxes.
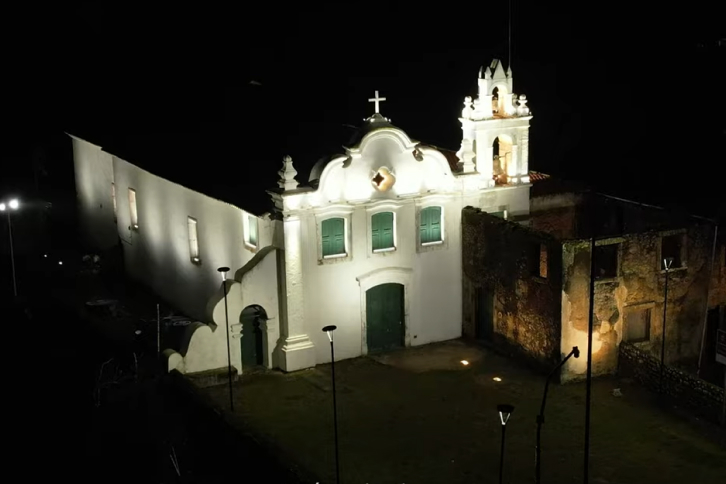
[618,342,724,424]
[462,207,562,370]
[561,224,716,381]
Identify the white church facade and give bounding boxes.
[71,59,534,376]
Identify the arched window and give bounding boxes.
[420,206,443,245]
[321,217,346,257]
[371,212,395,251]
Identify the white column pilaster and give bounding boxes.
[279,213,316,371]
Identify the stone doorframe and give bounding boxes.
[356,267,413,356]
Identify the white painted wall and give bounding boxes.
[71,136,280,375]
[70,136,118,250]
[110,155,276,322]
[276,125,530,366]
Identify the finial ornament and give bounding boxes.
[278,155,299,191]
[462,96,473,118]
[368,90,386,114]
[516,94,530,116]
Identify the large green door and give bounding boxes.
[241,307,264,368]
[366,283,404,353]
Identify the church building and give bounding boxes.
[70,59,535,376]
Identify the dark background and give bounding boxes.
[2,1,725,217]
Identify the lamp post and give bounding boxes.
[217,266,234,412]
[660,257,674,393]
[322,325,340,484]
[535,346,580,484]
[0,198,20,298]
[497,403,514,484]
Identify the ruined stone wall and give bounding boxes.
[561,225,717,382]
[708,243,726,310]
[619,342,724,424]
[462,207,562,368]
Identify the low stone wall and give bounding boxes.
[618,342,724,423]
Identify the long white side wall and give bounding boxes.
[71,137,119,250]
[71,136,275,329]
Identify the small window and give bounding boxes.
[372,212,395,252]
[528,242,547,278]
[489,210,507,219]
[247,215,258,247]
[625,307,651,342]
[420,206,442,245]
[594,244,618,279]
[322,217,346,257]
[111,183,117,219]
[661,234,683,269]
[188,217,200,263]
[128,188,138,229]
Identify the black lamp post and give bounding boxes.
[322,325,340,484]
[535,346,580,484]
[660,257,674,393]
[497,403,514,484]
[0,198,19,298]
[217,266,233,412]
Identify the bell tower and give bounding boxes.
[457,59,532,187]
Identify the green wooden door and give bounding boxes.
[241,310,264,367]
[366,283,404,353]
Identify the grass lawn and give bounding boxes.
[204,341,725,484]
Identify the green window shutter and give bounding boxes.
[490,211,505,218]
[248,215,258,246]
[371,214,381,251]
[372,212,394,251]
[421,207,441,244]
[322,218,345,257]
[420,207,430,243]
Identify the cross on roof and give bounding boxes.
[368,90,386,114]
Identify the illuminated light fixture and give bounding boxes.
[460,360,469,366]
[371,166,395,192]
[43,254,47,258]
[216,266,234,411]
[321,324,340,484]
[1,198,20,297]
[497,403,514,484]
[498,403,514,426]
[493,377,502,382]
[193,257,200,263]
[58,261,63,265]
[133,224,139,229]
[323,324,337,342]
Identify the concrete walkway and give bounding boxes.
[204,340,726,484]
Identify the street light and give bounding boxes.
[322,325,340,484]
[497,403,514,484]
[660,257,674,393]
[217,266,234,411]
[0,198,20,298]
[535,346,580,484]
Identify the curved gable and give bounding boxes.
[316,126,455,204]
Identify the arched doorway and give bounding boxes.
[366,283,404,353]
[492,135,513,184]
[240,305,266,368]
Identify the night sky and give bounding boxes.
[3,2,724,217]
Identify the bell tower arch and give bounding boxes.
[457,59,532,186]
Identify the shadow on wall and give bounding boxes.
[165,245,281,375]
